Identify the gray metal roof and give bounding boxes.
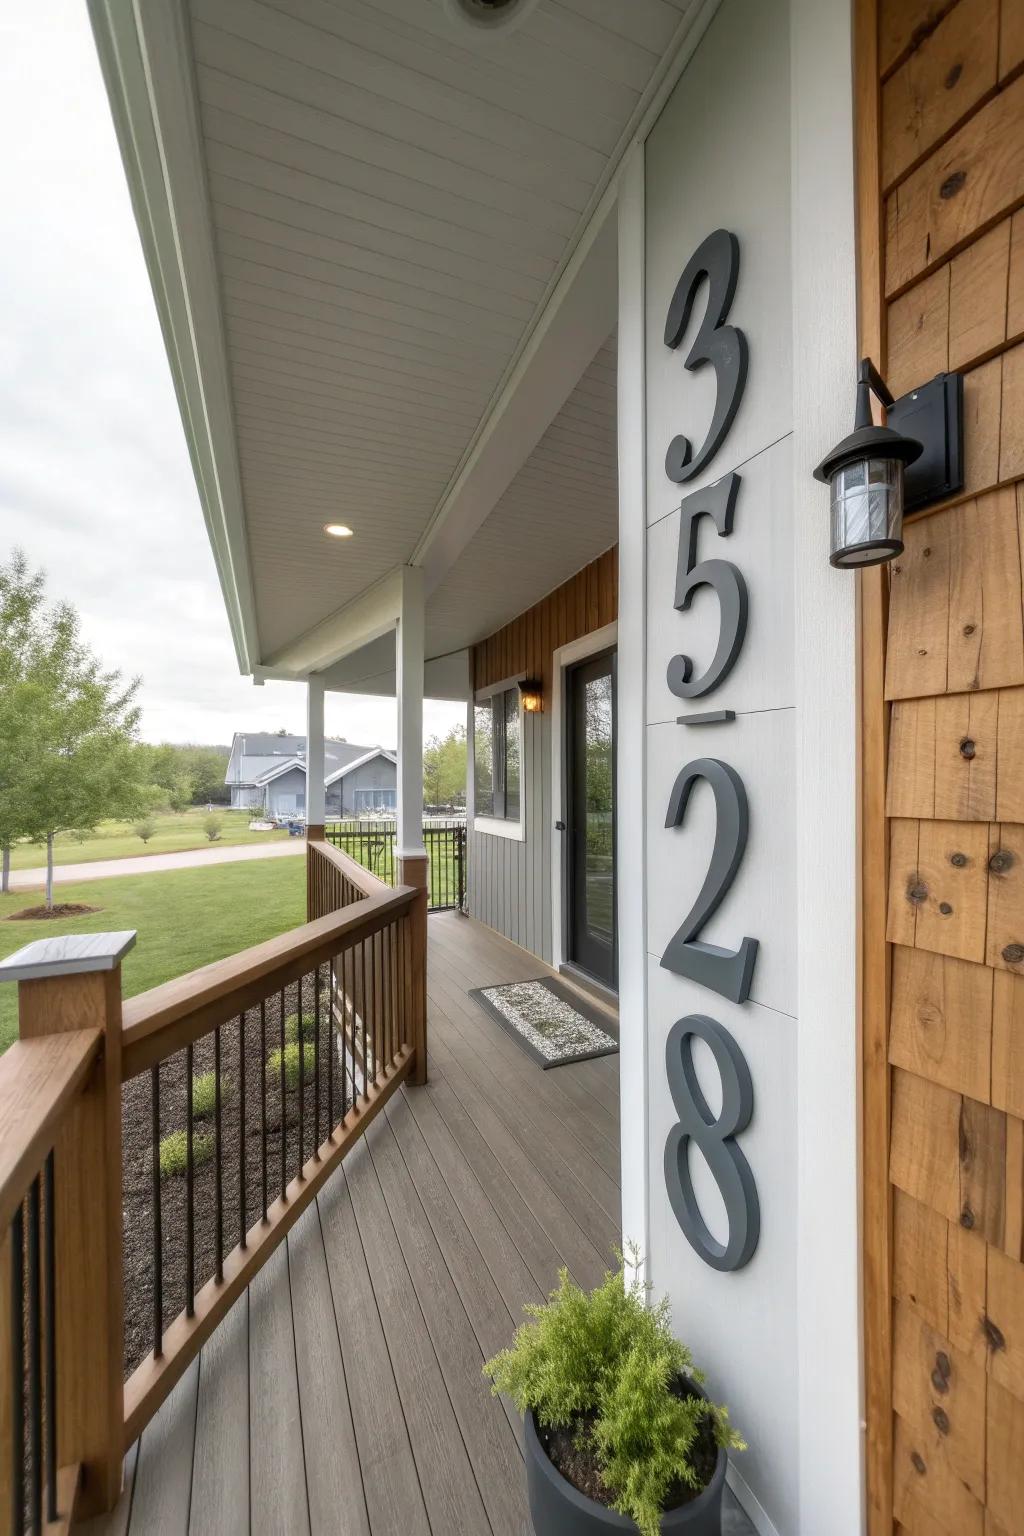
[226,732,384,786]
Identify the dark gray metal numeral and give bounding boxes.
[664,1014,759,1271]
[661,757,758,1004]
[667,473,747,700]
[664,229,748,485]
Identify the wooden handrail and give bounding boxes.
[0,1030,101,1233]
[311,836,391,897]
[121,883,415,1078]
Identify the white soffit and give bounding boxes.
[90,0,707,673]
[320,332,616,692]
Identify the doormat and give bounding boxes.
[469,977,618,1069]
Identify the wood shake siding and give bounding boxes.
[859,1,1024,1530]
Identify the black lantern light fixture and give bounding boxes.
[814,359,923,569]
[518,677,543,713]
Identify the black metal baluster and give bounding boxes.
[238,1013,247,1250]
[11,1202,24,1536]
[28,1178,42,1535]
[297,978,305,1180]
[383,925,391,1067]
[326,960,334,1133]
[186,1044,195,1316]
[279,988,287,1199]
[43,1155,56,1524]
[260,1000,267,1222]
[341,947,349,1121]
[214,1028,224,1282]
[151,1065,162,1357]
[314,965,321,1154]
[360,940,368,1099]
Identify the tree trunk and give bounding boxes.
[1,843,9,894]
[46,831,54,911]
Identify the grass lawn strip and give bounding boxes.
[0,856,305,1052]
[8,807,289,871]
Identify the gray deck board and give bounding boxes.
[344,1140,491,1534]
[190,1293,249,1535]
[114,914,623,1536]
[249,1242,308,1536]
[288,1204,369,1536]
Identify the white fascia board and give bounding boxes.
[324,747,397,786]
[87,0,258,676]
[264,568,405,677]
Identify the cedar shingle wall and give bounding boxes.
[864,2,1024,1530]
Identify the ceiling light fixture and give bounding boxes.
[323,523,354,539]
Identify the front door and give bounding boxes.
[566,649,616,989]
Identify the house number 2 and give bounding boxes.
[661,229,761,1272]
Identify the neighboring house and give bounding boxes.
[83,5,1024,1535]
[225,733,397,818]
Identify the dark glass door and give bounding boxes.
[566,650,616,989]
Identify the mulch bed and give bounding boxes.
[120,965,372,1376]
[5,902,100,920]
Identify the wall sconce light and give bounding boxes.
[518,677,543,713]
[814,359,963,570]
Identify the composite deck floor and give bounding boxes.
[82,913,753,1536]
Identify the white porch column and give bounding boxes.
[396,567,426,863]
[305,672,326,837]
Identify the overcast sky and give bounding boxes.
[0,2,463,751]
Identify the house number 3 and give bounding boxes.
[661,230,761,1272]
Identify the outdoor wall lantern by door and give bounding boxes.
[518,677,543,713]
[814,358,963,569]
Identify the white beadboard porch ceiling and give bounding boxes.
[91,0,705,673]
[320,332,617,695]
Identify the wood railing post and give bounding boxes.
[7,932,136,1517]
[398,854,429,1084]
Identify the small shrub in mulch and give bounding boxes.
[283,1012,317,1044]
[5,903,100,921]
[158,1129,214,1179]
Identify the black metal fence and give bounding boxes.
[324,819,466,913]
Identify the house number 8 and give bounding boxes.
[664,1015,760,1272]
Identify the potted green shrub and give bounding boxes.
[483,1252,744,1536]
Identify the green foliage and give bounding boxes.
[191,1071,221,1117]
[483,1251,744,1536]
[423,723,467,807]
[283,1012,317,1044]
[158,1129,214,1179]
[133,817,157,844]
[203,814,223,842]
[268,1041,303,1090]
[0,549,148,907]
[139,742,231,807]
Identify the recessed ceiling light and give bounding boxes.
[323,523,354,538]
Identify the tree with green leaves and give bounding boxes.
[0,550,150,908]
[422,723,467,808]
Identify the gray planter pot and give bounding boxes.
[523,1396,726,1536]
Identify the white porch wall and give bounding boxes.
[617,0,859,1532]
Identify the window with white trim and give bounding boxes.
[474,687,520,822]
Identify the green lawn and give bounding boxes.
[8,808,289,871]
[0,857,305,1052]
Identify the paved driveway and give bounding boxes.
[7,837,305,891]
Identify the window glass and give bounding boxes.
[474,701,494,817]
[504,688,520,821]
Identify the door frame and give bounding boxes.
[550,620,617,974]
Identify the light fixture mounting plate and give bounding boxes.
[887,372,963,514]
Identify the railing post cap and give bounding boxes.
[0,930,138,983]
